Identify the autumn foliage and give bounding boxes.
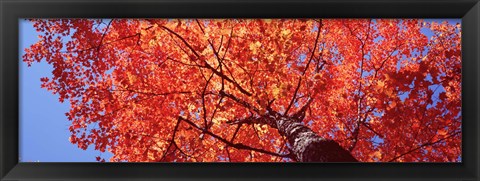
[23,19,461,162]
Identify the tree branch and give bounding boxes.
[219,90,260,114]
[96,19,115,52]
[178,116,291,158]
[284,77,302,115]
[110,89,191,97]
[303,19,323,76]
[160,25,253,97]
[388,131,461,162]
[160,117,182,161]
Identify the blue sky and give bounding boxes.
[19,20,112,162]
[19,19,460,162]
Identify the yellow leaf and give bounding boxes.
[369,150,382,160]
[249,41,262,54]
[438,129,448,136]
[281,29,291,37]
[212,117,222,125]
[140,29,148,36]
[272,87,280,99]
[127,72,137,84]
[148,39,156,47]
[384,74,390,81]
[385,88,395,98]
[220,29,230,35]
[336,122,344,131]
[187,103,196,112]
[377,80,385,88]
[147,151,155,160]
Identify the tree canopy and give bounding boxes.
[23,19,461,162]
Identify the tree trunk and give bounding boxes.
[266,113,357,162]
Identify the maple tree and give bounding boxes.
[23,19,462,162]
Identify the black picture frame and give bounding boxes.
[1,0,479,180]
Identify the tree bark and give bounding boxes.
[266,112,358,162]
